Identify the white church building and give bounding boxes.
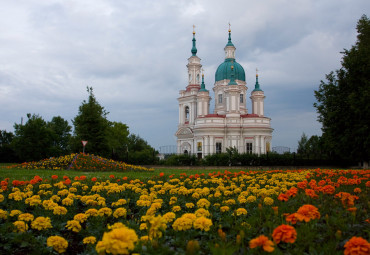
[176,28,273,158]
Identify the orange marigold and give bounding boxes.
[272,224,297,244]
[277,193,289,202]
[296,204,321,222]
[249,235,274,252]
[285,213,299,225]
[305,189,318,199]
[344,236,370,255]
[322,185,335,194]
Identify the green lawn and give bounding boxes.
[0,164,243,181]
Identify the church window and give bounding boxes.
[240,94,243,103]
[189,74,192,82]
[218,94,222,104]
[185,106,189,120]
[197,74,200,82]
[246,143,253,154]
[216,142,222,154]
[197,142,202,152]
[266,142,270,152]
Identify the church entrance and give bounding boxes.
[197,153,202,159]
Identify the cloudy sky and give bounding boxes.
[1,0,369,152]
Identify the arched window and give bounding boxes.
[197,74,200,82]
[218,94,223,104]
[184,150,188,155]
[240,94,244,103]
[185,106,189,120]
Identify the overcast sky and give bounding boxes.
[1,0,369,152]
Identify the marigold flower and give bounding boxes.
[83,236,96,244]
[47,236,68,254]
[220,206,230,212]
[113,208,127,218]
[353,188,361,193]
[66,220,82,232]
[305,189,319,198]
[0,209,8,220]
[186,240,200,254]
[31,217,52,230]
[10,209,22,217]
[285,213,299,225]
[163,212,176,223]
[263,197,274,206]
[278,193,289,202]
[234,208,248,216]
[172,205,181,212]
[296,204,321,222]
[246,195,257,203]
[18,213,34,222]
[53,206,68,215]
[74,213,88,223]
[196,198,211,209]
[195,208,211,218]
[322,185,335,194]
[249,235,274,252]
[95,226,138,255]
[272,224,297,244]
[13,220,28,233]
[193,216,212,231]
[344,236,370,255]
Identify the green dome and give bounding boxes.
[215,58,245,82]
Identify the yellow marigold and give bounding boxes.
[220,206,230,212]
[195,208,211,218]
[83,236,97,244]
[344,236,370,255]
[13,220,28,233]
[31,217,52,231]
[172,214,196,231]
[272,224,297,244]
[108,222,127,230]
[0,194,4,202]
[193,217,213,231]
[53,206,68,215]
[47,236,68,254]
[186,203,195,208]
[263,197,274,206]
[172,205,181,212]
[163,212,176,223]
[85,208,99,217]
[10,210,22,217]
[249,235,274,252]
[66,220,82,232]
[234,208,248,216]
[296,204,321,222]
[113,208,127,218]
[196,198,211,209]
[95,226,138,255]
[186,240,200,254]
[246,195,257,203]
[71,213,87,223]
[18,213,34,222]
[98,207,112,217]
[62,198,74,206]
[224,199,236,205]
[148,215,167,240]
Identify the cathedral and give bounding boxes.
[175,27,273,158]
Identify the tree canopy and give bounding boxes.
[314,15,370,163]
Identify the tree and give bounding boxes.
[12,114,54,162]
[47,116,72,156]
[0,130,17,162]
[126,134,157,164]
[297,133,308,156]
[106,121,129,159]
[314,15,370,164]
[72,87,110,156]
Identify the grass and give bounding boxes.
[0,163,244,181]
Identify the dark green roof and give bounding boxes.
[191,33,197,56]
[215,58,245,82]
[253,75,263,92]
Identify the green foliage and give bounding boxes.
[106,121,129,159]
[47,116,72,156]
[12,114,54,162]
[314,15,370,163]
[72,87,110,156]
[0,130,17,163]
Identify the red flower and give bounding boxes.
[51,175,58,180]
[91,177,97,182]
[249,235,274,252]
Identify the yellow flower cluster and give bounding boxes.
[96,225,138,255]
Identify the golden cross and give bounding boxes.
[193,25,196,34]
[256,68,259,76]
[228,22,231,32]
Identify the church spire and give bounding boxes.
[253,68,263,91]
[199,69,208,91]
[226,22,234,47]
[191,25,197,56]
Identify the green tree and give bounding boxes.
[72,87,110,156]
[12,114,54,162]
[126,134,157,164]
[47,116,72,156]
[0,130,18,162]
[314,15,370,164]
[106,121,129,159]
[297,133,308,156]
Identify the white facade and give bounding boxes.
[176,30,273,158]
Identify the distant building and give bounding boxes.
[175,27,273,158]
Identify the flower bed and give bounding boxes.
[0,169,369,254]
[6,153,154,172]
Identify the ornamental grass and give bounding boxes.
[0,168,369,254]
